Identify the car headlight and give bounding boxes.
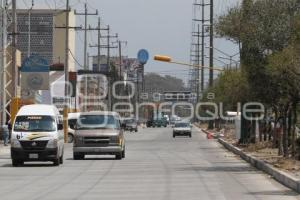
[11,139,21,148]
[46,139,58,148]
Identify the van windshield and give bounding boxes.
[14,116,56,132]
[77,115,119,130]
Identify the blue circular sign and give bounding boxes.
[137,49,149,64]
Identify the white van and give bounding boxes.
[11,104,64,166]
[67,112,80,143]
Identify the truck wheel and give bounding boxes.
[12,159,23,167]
[73,153,84,160]
[53,158,60,166]
[173,134,176,138]
[59,155,64,164]
[115,153,122,160]
[59,148,64,164]
[122,149,125,158]
[67,133,74,143]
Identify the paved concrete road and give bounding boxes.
[0,127,299,200]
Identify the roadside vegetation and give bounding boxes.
[204,0,300,159]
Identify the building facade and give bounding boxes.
[16,9,76,71]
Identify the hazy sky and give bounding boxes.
[18,0,241,83]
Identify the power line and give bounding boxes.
[69,49,84,68]
[75,3,98,69]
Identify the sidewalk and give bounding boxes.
[0,140,10,156]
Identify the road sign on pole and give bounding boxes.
[137,49,149,65]
[20,55,50,91]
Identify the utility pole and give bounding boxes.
[118,41,122,80]
[27,0,34,57]
[75,3,98,70]
[106,26,118,111]
[112,40,127,81]
[55,1,81,142]
[11,0,17,97]
[0,1,9,126]
[192,0,210,91]
[63,0,70,143]
[92,26,118,111]
[201,0,205,91]
[209,0,214,87]
[75,4,97,112]
[208,0,214,129]
[96,17,101,71]
[196,24,200,105]
[88,17,109,71]
[89,25,117,111]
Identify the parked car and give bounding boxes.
[173,122,192,138]
[11,104,64,166]
[123,118,138,132]
[73,111,125,160]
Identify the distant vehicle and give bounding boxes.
[123,118,138,132]
[173,122,192,138]
[67,113,80,143]
[146,119,154,127]
[170,115,181,126]
[146,118,168,128]
[73,111,125,160]
[163,115,170,124]
[11,104,64,166]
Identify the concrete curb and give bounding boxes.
[201,129,218,139]
[218,138,300,193]
[201,129,210,135]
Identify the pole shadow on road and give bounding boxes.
[247,190,298,196]
[1,163,56,167]
[176,165,257,172]
[66,157,116,161]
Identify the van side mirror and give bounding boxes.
[58,124,64,130]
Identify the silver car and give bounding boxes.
[73,111,125,160]
[173,122,192,138]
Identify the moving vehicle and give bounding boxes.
[73,111,125,160]
[11,104,64,166]
[123,118,138,132]
[67,112,80,143]
[173,122,192,138]
[146,118,168,128]
[170,115,181,126]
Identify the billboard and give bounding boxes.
[20,55,50,91]
[92,55,109,74]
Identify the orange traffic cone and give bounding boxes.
[207,132,213,139]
